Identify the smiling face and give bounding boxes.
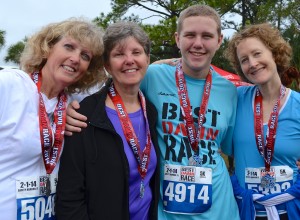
[105,36,150,92]
[236,37,279,85]
[42,36,92,91]
[175,16,223,78]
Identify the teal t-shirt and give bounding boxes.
[140,64,239,220]
[233,86,300,216]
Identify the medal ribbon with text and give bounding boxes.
[108,83,152,197]
[175,61,212,160]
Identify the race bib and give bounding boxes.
[245,165,293,195]
[163,164,212,214]
[16,175,57,220]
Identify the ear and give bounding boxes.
[175,32,180,49]
[104,63,111,75]
[217,34,224,49]
[147,54,150,65]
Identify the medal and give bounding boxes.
[188,154,202,167]
[140,181,145,198]
[45,175,51,196]
[261,173,275,188]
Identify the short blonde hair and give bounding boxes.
[177,5,221,36]
[20,17,105,93]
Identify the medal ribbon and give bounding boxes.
[32,71,67,175]
[108,83,152,181]
[254,85,286,172]
[175,61,212,155]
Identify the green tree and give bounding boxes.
[95,0,237,64]
[143,18,179,61]
[4,41,25,65]
[283,24,300,70]
[232,0,278,27]
[93,11,140,29]
[0,29,5,51]
[231,0,299,30]
[285,1,300,70]
[287,0,300,27]
[5,0,299,71]
[212,37,234,72]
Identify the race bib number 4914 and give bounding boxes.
[163,164,212,214]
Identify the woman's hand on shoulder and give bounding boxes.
[65,100,88,136]
[152,58,180,66]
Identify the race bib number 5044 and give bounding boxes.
[16,175,57,220]
[163,164,212,214]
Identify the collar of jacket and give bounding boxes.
[87,77,157,134]
[88,78,116,131]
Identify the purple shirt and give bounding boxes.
[106,107,157,220]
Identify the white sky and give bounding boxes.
[0,0,114,66]
[0,0,237,66]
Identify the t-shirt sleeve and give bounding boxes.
[221,86,238,156]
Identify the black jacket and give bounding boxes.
[56,80,160,220]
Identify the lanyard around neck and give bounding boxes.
[108,83,152,181]
[32,71,67,175]
[254,85,286,172]
[175,61,212,155]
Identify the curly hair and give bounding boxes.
[281,67,300,91]
[224,23,292,83]
[20,17,106,93]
